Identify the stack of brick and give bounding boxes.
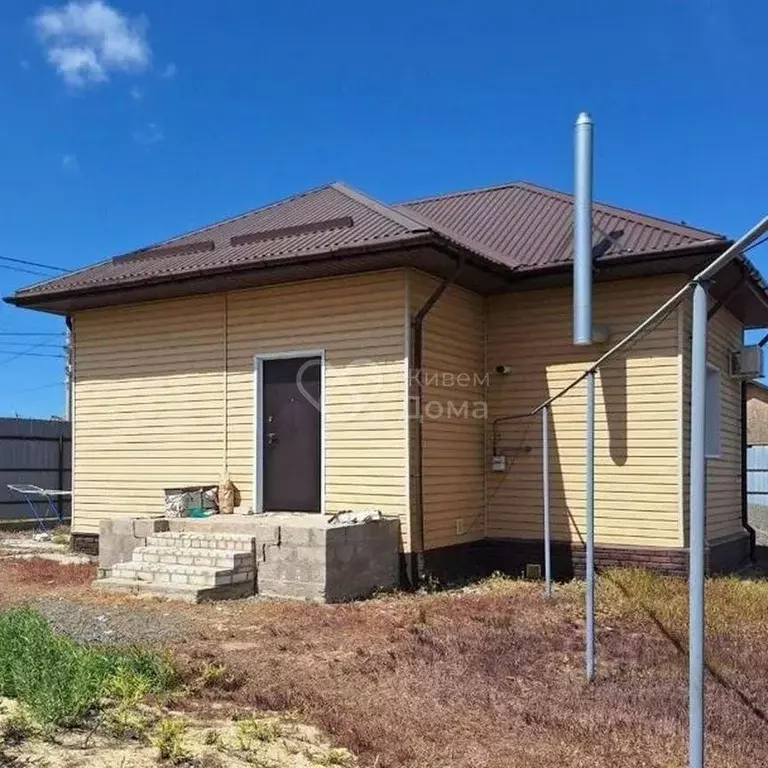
[95,531,255,602]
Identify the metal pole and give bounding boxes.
[574,112,594,346]
[689,281,708,768]
[543,405,552,598]
[64,325,72,421]
[536,215,768,419]
[585,370,596,681]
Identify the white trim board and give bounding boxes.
[252,349,327,514]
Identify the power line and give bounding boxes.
[0,341,52,368]
[0,341,64,348]
[0,256,69,273]
[0,350,65,359]
[0,264,53,277]
[743,233,768,254]
[6,381,65,395]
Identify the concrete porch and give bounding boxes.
[95,513,400,603]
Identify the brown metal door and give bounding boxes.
[262,356,321,512]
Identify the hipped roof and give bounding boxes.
[8,180,768,326]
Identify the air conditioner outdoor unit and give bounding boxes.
[729,345,763,379]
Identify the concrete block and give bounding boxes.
[132,518,169,538]
[135,571,154,583]
[111,518,135,537]
[258,579,325,602]
[98,514,396,604]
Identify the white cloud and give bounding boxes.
[160,62,176,79]
[61,153,79,172]
[129,85,143,100]
[33,1,150,87]
[133,122,163,145]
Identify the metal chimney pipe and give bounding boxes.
[574,112,594,345]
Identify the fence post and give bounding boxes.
[543,405,552,598]
[585,369,596,682]
[689,281,708,768]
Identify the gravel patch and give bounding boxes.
[31,597,194,646]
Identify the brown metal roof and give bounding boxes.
[5,179,738,312]
[401,181,725,272]
[10,183,434,302]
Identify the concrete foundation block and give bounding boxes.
[99,516,169,569]
[96,514,399,604]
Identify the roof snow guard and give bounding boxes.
[7,179,768,326]
[230,216,354,246]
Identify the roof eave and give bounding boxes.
[4,233,435,312]
[6,230,520,314]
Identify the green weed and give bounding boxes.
[203,728,221,746]
[0,608,175,728]
[1,707,36,746]
[150,717,191,764]
[199,663,229,689]
[315,748,354,766]
[236,715,281,750]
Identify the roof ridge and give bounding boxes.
[399,180,524,207]
[394,204,511,268]
[515,181,725,240]
[402,179,724,241]
[330,182,430,233]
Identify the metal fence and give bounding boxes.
[747,444,768,505]
[0,418,71,524]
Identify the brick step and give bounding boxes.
[133,545,253,571]
[94,577,254,604]
[146,532,255,551]
[110,561,254,588]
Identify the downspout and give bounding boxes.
[408,255,464,587]
[742,380,756,560]
[65,316,73,422]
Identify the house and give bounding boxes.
[746,380,768,446]
[7,181,768,584]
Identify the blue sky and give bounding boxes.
[1,0,766,417]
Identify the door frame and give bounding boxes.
[253,349,326,514]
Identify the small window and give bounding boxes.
[705,365,721,459]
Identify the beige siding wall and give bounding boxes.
[681,299,743,543]
[73,264,738,553]
[486,275,685,548]
[73,295,226,535]
[409,272,486,550]
[72,271,410,540]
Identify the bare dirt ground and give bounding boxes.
[0,559,767,768]
[0,696,353,768]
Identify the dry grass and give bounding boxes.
[1,560,766,767]
[174,570,768,768]
[0,559,95,590]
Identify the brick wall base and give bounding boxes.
[77,528,752,587]
[418,531,753,586]
[707,531,751,574]
[71,532,99,556]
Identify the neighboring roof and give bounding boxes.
[401,182,724,272]
[5,178,757,316]
[747,379,768,397]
